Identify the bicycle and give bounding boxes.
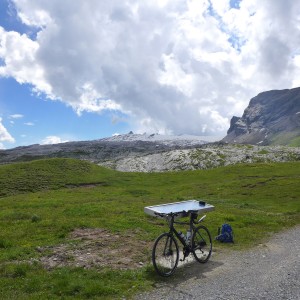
[152,211,212,277]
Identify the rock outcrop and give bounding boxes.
[223,87,300,145]
[99,144,300,172]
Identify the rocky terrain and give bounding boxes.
[0,133,207,166]
[100,143,300,172]
[1,133,299,172]
[223,87,300,145]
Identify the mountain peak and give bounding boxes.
[223,87,300,145]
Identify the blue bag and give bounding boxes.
[215,223,234,243]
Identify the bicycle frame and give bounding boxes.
[166,212,200,259]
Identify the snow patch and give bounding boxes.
[102,133,220,146]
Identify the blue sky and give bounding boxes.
[0,0,299,149]
[0,0,130,148]
[0,77,130,147]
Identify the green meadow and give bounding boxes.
[0,158,299,299]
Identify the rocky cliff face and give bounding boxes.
[223,87,300,145]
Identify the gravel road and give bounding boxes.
[136,225,300,300]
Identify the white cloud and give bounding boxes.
[73,82,122,115]
[0,26,53,96]
[9,114,24,119]
[24,122,34,126]
[1,0,300,136]
[41,135,68,145]
[0,118,15,144]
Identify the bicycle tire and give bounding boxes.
[192,225,212,263]
[152,232,179,277]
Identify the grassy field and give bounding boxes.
[0,158,299,299]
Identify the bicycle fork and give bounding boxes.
[163,236,173,256]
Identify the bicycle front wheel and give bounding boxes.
[152,232,179,277]
[192,225,212,263]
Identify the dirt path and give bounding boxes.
[136,225,300,300]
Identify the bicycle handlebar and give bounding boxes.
[154,211,206,222]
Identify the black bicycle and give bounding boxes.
[152,211,212,277]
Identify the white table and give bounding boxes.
[144,200,214,218]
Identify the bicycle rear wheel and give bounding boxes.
[152,232,179,277]
[192,225,212,263]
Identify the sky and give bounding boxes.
[0,0,300,149]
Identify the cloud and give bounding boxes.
[0,26,52,95]
[41,135,69,145]
[8,114,24,126]
[0,118,15,145]
[9,114,24,119]
[1,0,300,136]
[24,122,34,126]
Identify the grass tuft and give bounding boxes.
[31,214,41,223]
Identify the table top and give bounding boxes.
[144,200,214,217]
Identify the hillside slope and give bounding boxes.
[0,158,114,197]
